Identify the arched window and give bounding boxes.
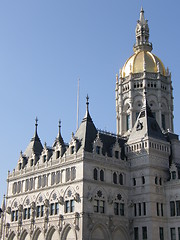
[142,176,145,185]
[93,168,98,180]
[100,170,104,181]
[119,174,123,185]
[113,172,117,184]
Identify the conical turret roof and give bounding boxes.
[24,118,43,158]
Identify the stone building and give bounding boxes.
[0,8,180,240]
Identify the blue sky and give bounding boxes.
[0,1,180,203]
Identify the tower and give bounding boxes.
[116,8,174,136]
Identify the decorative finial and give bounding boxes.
[58,119,61,134]
[35,117,38,135]
[86,94,89,111]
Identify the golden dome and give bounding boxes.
[121,51,166,77]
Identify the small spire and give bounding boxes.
[140,7,145,24]
[35,117,38,135]
[86,94,89,111]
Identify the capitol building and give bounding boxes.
[0,8,180,240]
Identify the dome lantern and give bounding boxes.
[133,7,152,53]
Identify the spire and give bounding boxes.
[133,8,152,53]
[139,7,145,24]
[86,94,89,112]
[53,120,65,147]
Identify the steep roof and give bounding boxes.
[24,119,43,158]
[128,97,166,143]
[75,99,97,152]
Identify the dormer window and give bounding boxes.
[96,146,101,154]
[115,151,119,159]
[30,159,33,167]
[172,171,176,180]
[56,150,60,159]
[71,146,74,154]
[19,163,22,170]
[43,155,46,163]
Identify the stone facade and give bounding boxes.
[0,8,180,240]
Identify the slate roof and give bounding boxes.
[128,98,167,142]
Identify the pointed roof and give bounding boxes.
[24,117,43,158]
[74,95,97,152]
[139,7,146,24]
[128,93,166,143]
[53,120,65,147]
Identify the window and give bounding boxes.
[36,206,40,218]
[100,170,104,181]
[50,203,55,215]
[94,200,105,214]
[96,146,100,154]
[170,201,175,216]
[66,168,70,182]
[138,203,141,216]
[56,171,60,184]
[143,202,146,215]
[51,172,55,185]
[55,202,59,215]
[93,168,98,180]
[56,150,60,159]
[119,174,123,185]
[142,226,147,240]
[71,146,74,154]
[115,151,119,159]
[23,208,31,220]
[142,176,145,184]
[11,210,18,222]
[157,202,159,216]
[178,227,180,240]
[134,204,137,216]
[43,155,46,163]
[159,227,164,240]
[133,178,136,186]
[170,228,176,240]
[161,203,164,216]
[159,178,162,185]
[176,201,180,216]
[65,200,75,213]
[126,114,130,131]
[172,171,176,180]
[114,202,124,216]
[134,227,139,240]
[155,176,158,185]
[113,172,117,184]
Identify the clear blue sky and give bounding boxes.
[0,1,180,203]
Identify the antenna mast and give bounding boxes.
[76,78,80,130]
